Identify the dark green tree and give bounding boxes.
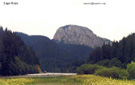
[0,28,39,76]
[88,33,135,68]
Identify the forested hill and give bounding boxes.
[0,27,39,76]
[16,32,93,72]
[88,33,135,68]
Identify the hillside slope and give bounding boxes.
[16,32,93,72]
[0,26,39,76]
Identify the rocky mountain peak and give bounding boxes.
[53,25,111,48]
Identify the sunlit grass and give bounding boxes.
[70,75,135,85]
[0,75,135,85]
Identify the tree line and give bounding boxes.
[76,33,135,79]
[88,33,135,68]
[76,61,135,79]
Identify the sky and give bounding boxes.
[0,0,135,41]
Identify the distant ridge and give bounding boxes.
[16,32,93,72]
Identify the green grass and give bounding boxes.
[0,75,135,85]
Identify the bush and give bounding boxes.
[76,64,105,74]
[127,61,135,79]
[108,58,122,67]
[86,64,105,74]
[95,67,129,79]
[76,64,88,74]
[97,59,110,67]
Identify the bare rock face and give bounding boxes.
[53,25,111,48]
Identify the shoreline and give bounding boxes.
[0,73,77,78]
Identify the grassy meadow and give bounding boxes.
[0,75,135,85]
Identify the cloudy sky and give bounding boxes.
[0,0,135,41]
